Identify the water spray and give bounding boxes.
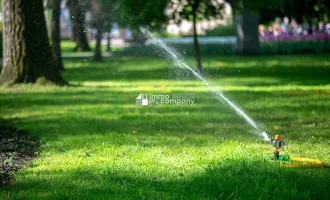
[140,28,327,168]
[139,27,269,141]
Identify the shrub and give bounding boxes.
[205,24,236,37]
[116,39,330,56]
[261,40,330,54]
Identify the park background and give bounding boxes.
[0,0,330,199]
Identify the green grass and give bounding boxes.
[61,41,121,57]
[1,54,330,199]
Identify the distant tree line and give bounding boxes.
[0,0,328,85]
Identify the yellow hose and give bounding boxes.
[281,157,327,168]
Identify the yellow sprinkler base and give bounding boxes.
[281,157,327,168]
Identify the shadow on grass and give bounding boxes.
[63,55,330,85]
[1,89,330,150]
[64,62,171,82]
[205,65,330,86]
[4,160,330,199]
[1,55,330,199]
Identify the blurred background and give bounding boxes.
[0,0,329,71]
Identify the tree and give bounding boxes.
[229,0,281,55]
[106,29,111,53]
[115,0,169,44]
[0,0,64,85]
[235,8,260,55]
[51,0,64,71]
[69,0,91,52]
[167,0,224,72]
[116,0,169,29]
[260,0,330,24]
[92,0,166,61]
[90,0,113,61]
[93,20,103,62]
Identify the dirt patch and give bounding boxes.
[0,119,40,186]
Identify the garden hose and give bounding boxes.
[278,156,327,168]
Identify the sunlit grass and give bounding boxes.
[61,40,122,56]
[0,54,330,199]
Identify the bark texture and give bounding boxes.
[51,0,64,71]
[93,23,102,62]
[70,0,91,52]
[235,10,260,55]
[192,10,202,72]
[0,0,64,85]
[106,31,111,53]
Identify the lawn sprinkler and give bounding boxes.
[270,134,328,168]
[271,134,284,160]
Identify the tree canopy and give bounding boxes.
[114,0,169,30]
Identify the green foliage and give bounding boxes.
[258,0,330,24]
[205,24,236,36]
[229,0,282,15]
[60,39,330,57]
[114,40,330,56]
[0,54,330,199]
[261,40,330,54]
[168,0,225,24]
[114,0,169,30]
[89,0,113,29]
[114,44,234,56]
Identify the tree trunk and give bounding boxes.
[52,0,64,71]
[235,9,260,55]
[106,31,111,52]
[0,0,64,85]
[68,0,76,42]
[70,0,91,52]
[192,11,203,73]
[93,24,102,62]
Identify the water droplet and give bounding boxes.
[141,28,262,139]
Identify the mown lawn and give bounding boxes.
[0,54,330,199]
[61,41,120,57]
